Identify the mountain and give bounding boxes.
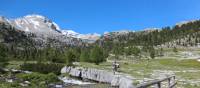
[97,20,200,50]
[61,30,100,42]
[0,14,102,48]
[0,15,84,48]
[176,20,197,27]
[12,15,61,33]
[10,14,100,42]
[61,30,79,37]
[0,16,10,24]
[1,14,200,49]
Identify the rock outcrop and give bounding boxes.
[61,66,135,88]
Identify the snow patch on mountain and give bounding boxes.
[78,33,100,40]
[176,20,197,27]
[4,14,100,42]
[0,16,10,24]
[11,14,63,36]
[61,30,100,41]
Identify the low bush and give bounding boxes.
[0,82,21,88]
[20,63,64,75]
[16,72,60,85]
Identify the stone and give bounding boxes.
[19,83,28,87]
[119,77,134,88]
[69,67,81,77]
[23,71,32,74]
[55,85,62,88]
[61,66,72,74]
[111,75,120,86]
[24,81,30,84]
[61,66,135,88]
[6,79,13,83]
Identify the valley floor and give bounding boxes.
[2,48,200,88]
[78,56,200,88]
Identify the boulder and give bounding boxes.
[111,75,120,86]
[61,66,135,88]
[61,66,71,73]
[81,68,113,83]
[69,67,82,77]
[119,77,134,88]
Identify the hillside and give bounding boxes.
[98,20,200,49]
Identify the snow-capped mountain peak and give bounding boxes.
[23,14,61,31]
[24,14,46,19]
[11,14,61,34]
[3,14,101,42]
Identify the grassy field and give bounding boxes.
[3,59,200,88]
[3,48,200,88]
[5,61,37,69]
[78,58,200,88]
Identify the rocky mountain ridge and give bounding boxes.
[1,14,200,48]
[0,14,101,43]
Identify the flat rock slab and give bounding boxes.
[61,66,135,88]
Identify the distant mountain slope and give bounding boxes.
[97,20,200,49]
[1,14,200,50]
[0,14,100,46]
[10,14,100,42]
[11,15,62,35]
[0,22,34,47]
[0,16,85,48]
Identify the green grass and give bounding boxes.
[79,58,200,87]
[79,62,112,70]
[79,58,200,74]
[178,83,200,88]
[5,61,37,69]
[3,56,200,88]
[159,59,200,69]
[176,72,200,80]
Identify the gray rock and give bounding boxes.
[111,75,120,86]
[69,67,82,77]
[119,77,134,88]
[61,66,135,88]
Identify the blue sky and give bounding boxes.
[0,0,200,34]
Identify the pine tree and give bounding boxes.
[0,44,7,67]
[46,47,56,63]
[90,45,104,65]
[80,49,89,62]
[132,46,141,59]
[65,49,76,66]
[149,46,155,59]
[113,44,121,60]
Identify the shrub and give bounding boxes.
[20,63,64,75]
[0,82,21,88]
[16,72,60,86]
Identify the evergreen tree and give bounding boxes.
[132,46,141,59]
[72,47,81,62]
[90,45,104,65]
[149,46,155,59]
[45,47,56,63]
[80,49,89,62]
[113,44,121,60]
[65,49,76,66]
[159,48,164,56]
[0,44,7,67]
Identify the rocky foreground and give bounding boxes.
[61,66,135,88]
